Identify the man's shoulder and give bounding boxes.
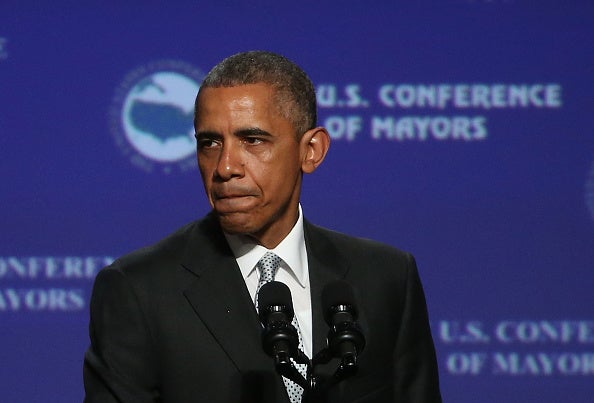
[101,214,220,278]
[304,220,419,287]
[305,220,412,261]
[118,221,194,263]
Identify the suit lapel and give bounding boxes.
[180,214,272,373]
[176,215,359,380]
[305,220,375,387]
[303,220,350,357]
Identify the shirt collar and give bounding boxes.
[224,204,307,287]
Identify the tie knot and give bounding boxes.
[257,251,282,284]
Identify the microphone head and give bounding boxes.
[258,281,294,324]
[322,280,358,324]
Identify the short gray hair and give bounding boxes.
[195,51,317,136]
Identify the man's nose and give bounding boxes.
[215,143,244,180]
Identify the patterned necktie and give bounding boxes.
[255,251,306,403]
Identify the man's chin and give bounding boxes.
[215,211,258,236]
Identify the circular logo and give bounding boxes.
[110,60,204,173]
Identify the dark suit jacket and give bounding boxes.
[84,213,441,402]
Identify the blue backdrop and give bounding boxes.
[1,1,593,402]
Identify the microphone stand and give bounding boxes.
[301,319,364,402]
[274,349,310,390]
[259,281,364,402]
[266,334,362,403]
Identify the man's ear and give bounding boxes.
[300,127,331,174]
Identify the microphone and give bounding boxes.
[322,281,365,373]
[258,281,299,369]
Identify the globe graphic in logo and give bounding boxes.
[121,71,198,163]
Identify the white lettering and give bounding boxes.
[495,321,594,344]
[438,320,490,344]
[323,116,362,141]
[493,353,594,375]
[317,85,337,107]
[377,83,563,109]
[0,256,113,280]
[447,352,487,375]
[344,84,365,107]
[0,288,86,312]
[371,116,488,142]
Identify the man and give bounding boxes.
[84,51,441,402]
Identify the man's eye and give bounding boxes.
[198,139,221,149]
[244,137,263,145]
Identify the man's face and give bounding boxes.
[195,83,304,248]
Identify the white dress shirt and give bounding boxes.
[223,205,313,358]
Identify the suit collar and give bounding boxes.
[178,214,356,374]
[180,213,275,373]
[179,211,230,277]
[303,219,351,356]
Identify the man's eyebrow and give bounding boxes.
[235,127,273,137]
[195,127,273,140]
[194,131,221,140]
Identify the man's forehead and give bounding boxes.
[195,86,298,133]
[196,84,278,120]
[197,83,291,114]
[198,83,277,101]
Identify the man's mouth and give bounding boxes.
[215,193,252,200]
